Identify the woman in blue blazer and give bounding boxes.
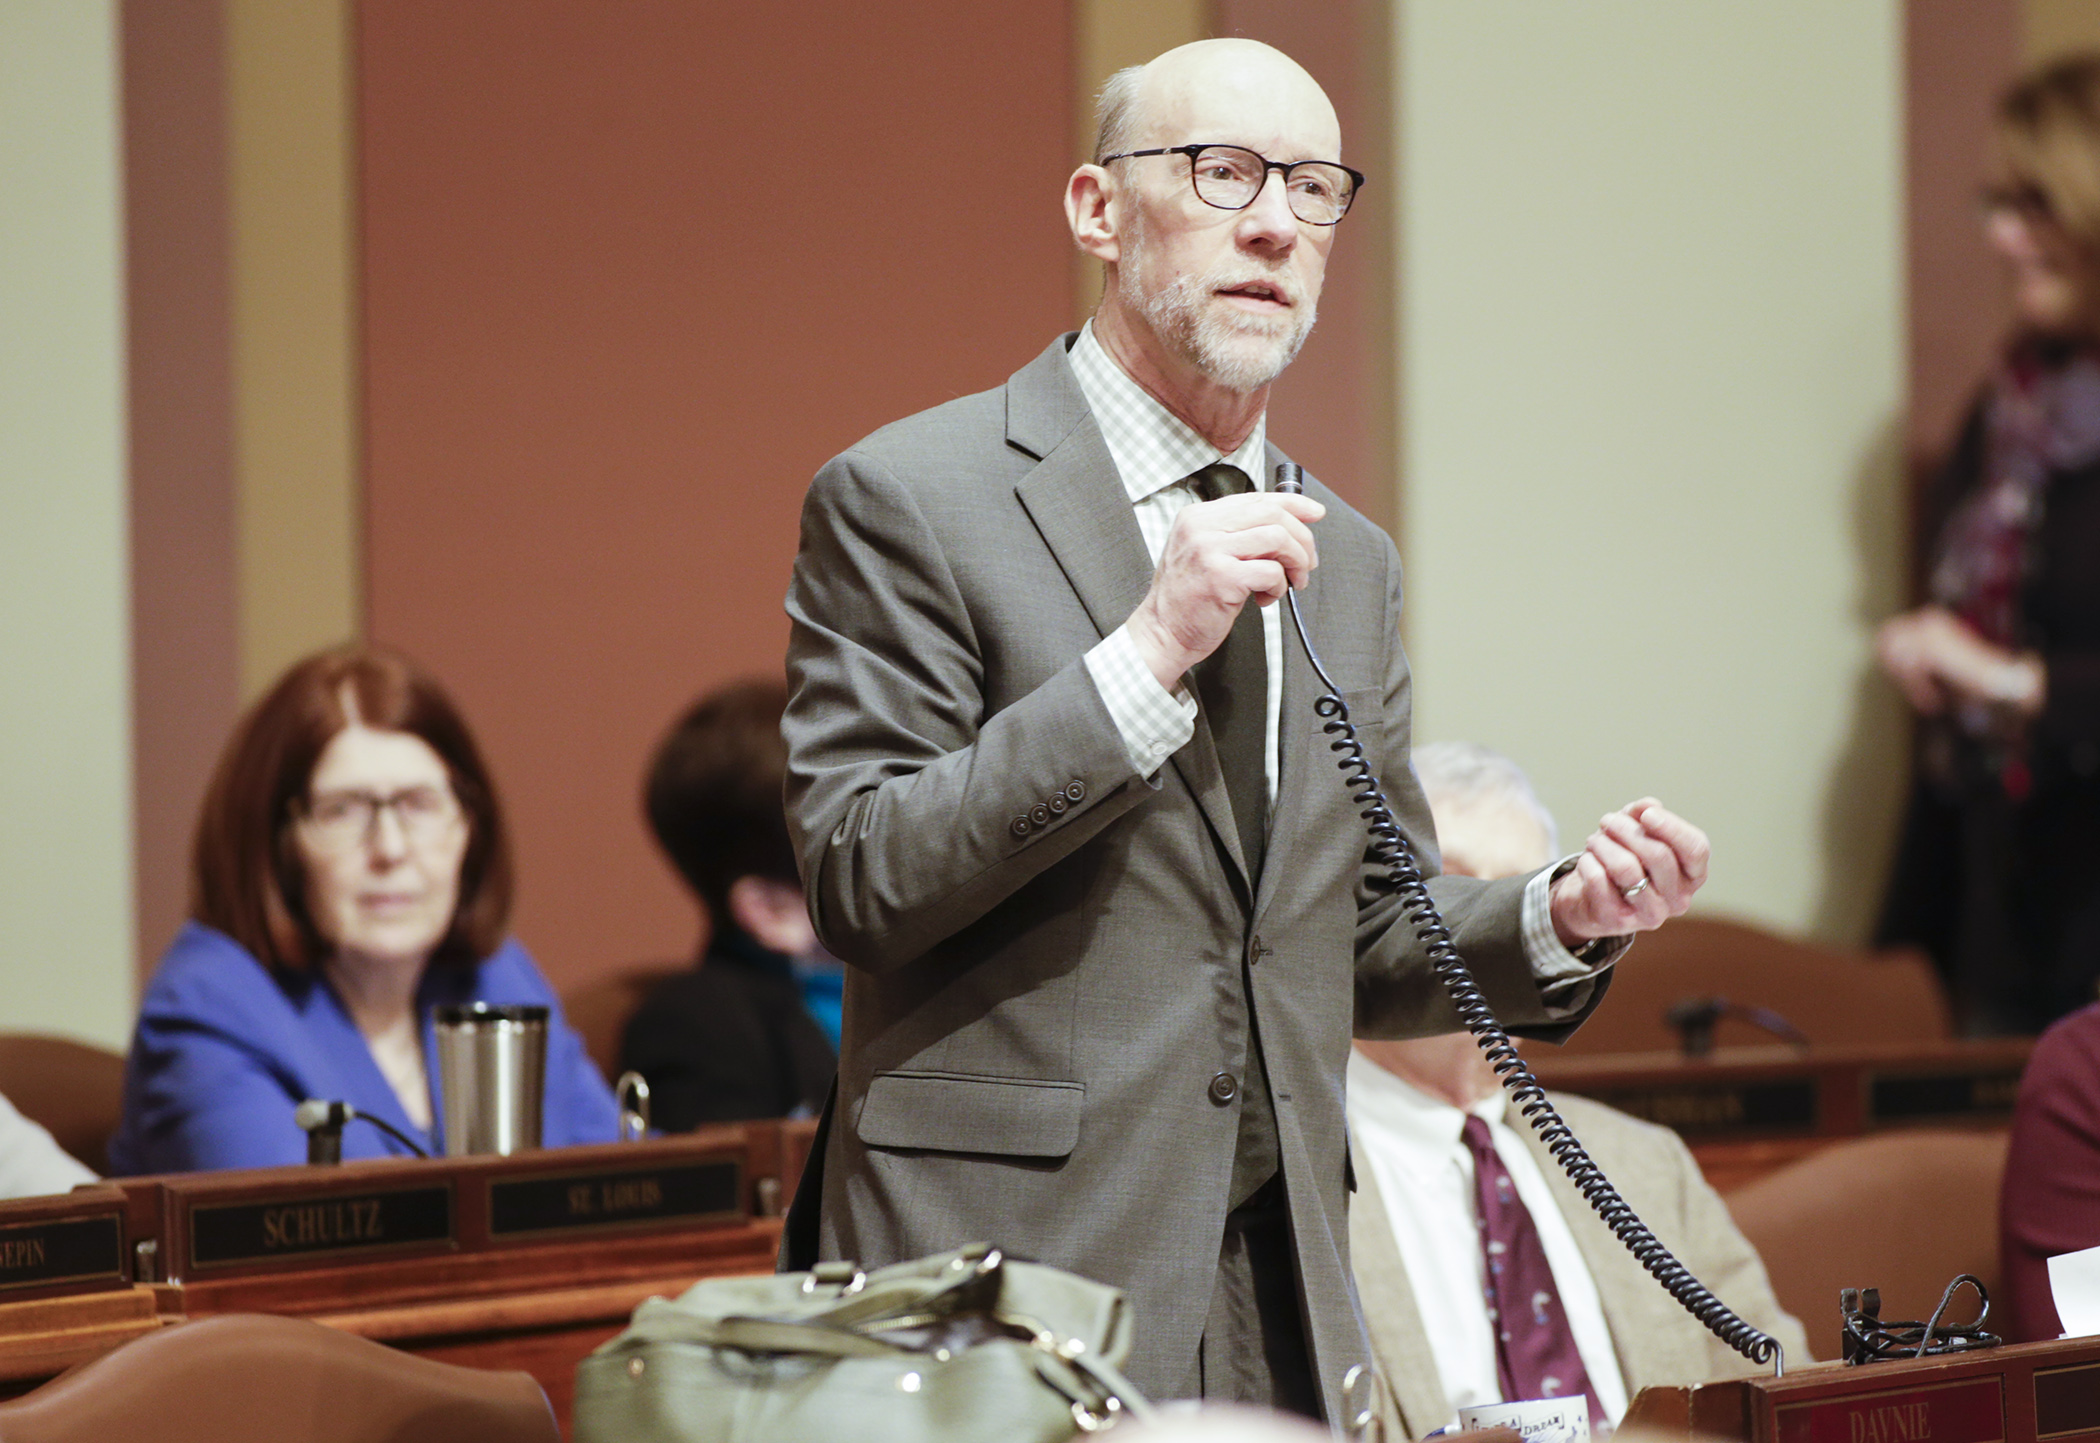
[110,646,618,1174]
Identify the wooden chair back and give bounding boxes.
[0,1036,125,1174]
[0,1312,557,1443]
[562,963,686,1079]
[1550,914,1953,1056]
[1723,1127,2010,1363]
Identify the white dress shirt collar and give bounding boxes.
[1067,322,1269,502]
[1346,1050,1631,1430]
[1347,1048,1511,1141]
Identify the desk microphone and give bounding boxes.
[294,1098,431,1165]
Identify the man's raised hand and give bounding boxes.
[1549,798,1709,946]
[1126,491,1326,690]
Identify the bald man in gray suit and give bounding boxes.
[782,38,1712,1419]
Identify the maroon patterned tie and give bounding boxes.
[1461,1114,1604,1427]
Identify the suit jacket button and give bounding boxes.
[1011,816,1031,837]
[1208,1072,1238,1105]
[1030,803,1051,827]
[1048,793,1068,814]
[1065,780,1086,803]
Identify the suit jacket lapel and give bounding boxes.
[1007,338,1253,892]
[1350,1144,1455,1437]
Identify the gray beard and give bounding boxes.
[1120,247,1317,394]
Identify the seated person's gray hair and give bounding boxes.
[1412,740,1560,856]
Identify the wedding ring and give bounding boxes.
[1620,876,1650,901]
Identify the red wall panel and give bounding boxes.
[1906,0,2019,471]
[359,3,1072,995]
[123,0,239,978]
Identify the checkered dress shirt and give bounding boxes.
[1066,322,1607,985]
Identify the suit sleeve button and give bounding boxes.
[1011,816,1031,837]
[1029,803,1051,827]
[1047,793,1068,814]
[1208,1072,1239,1105]
[1065,781,1086,803]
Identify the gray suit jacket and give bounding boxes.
[1349,1090,1809,1440]
[782,335,1606,1411]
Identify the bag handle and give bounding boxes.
[1025,1335,1157,1432]
[626,1266,1157,1429]
[626,1248,1007,1358]
[677,1314,906,1359]
[788,1245,1007,1332]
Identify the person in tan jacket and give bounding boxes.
[1349,744,1806,1439]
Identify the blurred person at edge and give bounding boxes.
[2000,998,2100,1341]
[109,646,619,1173]
[1876,55,2100,1035]
[1350,744,1805,1440]
[619,679,837,1130]
[0,1098,94,1199]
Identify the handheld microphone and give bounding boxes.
[294,1098,432,1165]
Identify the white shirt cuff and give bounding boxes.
[1085,625,1197,778]
[1523,858,1630,994]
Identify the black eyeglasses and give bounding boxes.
[1099,143,1365,226]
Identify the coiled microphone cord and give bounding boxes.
[1273,461,1781,1374]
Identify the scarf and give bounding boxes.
[1928,341,2100,749]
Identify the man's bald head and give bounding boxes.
[1093,39,1341,165]
[1067,38,1347,431]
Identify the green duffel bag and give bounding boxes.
[573,1241,1157,1443]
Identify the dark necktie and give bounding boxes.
[1187,463,1278,1209]
[1461,1114,1603,1425]
[1188,462,1267,883]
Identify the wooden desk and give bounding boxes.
[1529,1039,2031,1191]
[0,1290,165,1388]
[1625,1333,2100,1443]
[129,1128,793,1433]
[0,1125,814,1435]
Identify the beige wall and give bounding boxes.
[226,0,361,701]
[0,1,135,1047]
[1395,1,1907,942]
[2024,0,2100,62]
[1070,0,1209,325]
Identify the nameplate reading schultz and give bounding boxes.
[0,1214,125,1293]
[189,1184,454,1270]
[488,1160,742,1238]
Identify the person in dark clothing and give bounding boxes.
[1876,54,2100,1035]
[2000,999,2100,1341]
[620,679,836,1129]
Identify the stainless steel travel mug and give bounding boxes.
[433,1002,548,1156]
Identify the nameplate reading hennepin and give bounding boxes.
[0,1215,124,1292]
[487,1160,741,1238]
[189,1185,454,1269]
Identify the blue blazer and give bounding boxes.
[110,922,620,1174]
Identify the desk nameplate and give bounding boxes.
[0,1214,125,1294]
[1579,1078,1818,1137]
[188,1182,455,1271]
[1775,1376,2004,1443]
[2036,1361,2100,1438]
[1869,1069,2024,1126]
[487,1158,743,1240]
